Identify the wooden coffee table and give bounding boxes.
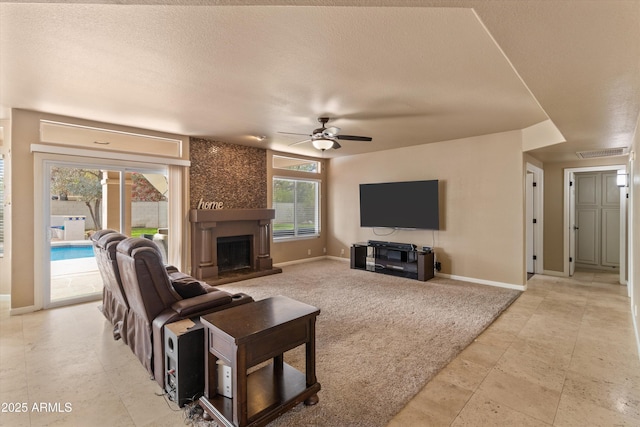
[199,295,321,427]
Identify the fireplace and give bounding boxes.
[189,209,282,285]
[217,235,251,272]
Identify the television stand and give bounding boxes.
[350,242,434,281]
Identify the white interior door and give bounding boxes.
[602,208,621,266]
[565,165,626,279]
[575,173,600,267]
[574,171,620,271]
[602,172,621,268]
[569,172,576,276]
[620,177,628,287]
[576,208,599,265]
[526,172,535,274]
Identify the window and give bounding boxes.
[273,178,320,239]
[273,155,320,173]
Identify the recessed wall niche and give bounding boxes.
[189,138,267,209]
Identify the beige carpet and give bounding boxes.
[192,259,521,427]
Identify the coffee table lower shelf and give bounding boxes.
[199,362,321,427]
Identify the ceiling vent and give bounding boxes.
[576,147,628,159]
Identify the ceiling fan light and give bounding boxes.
[312,138,334,151]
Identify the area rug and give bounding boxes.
[188,259,521,427]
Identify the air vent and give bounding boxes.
[576,147,628,159]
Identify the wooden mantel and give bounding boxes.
[190,208,275,225]
[189,208,280,283]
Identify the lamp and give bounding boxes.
[616,170,628,187]
[312,138,334,151]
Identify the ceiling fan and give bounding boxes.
[279,117,373,151]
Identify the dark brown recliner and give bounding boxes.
[91,229,129,341]
[115,237,253,388]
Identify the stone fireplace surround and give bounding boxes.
[189,208,282,285]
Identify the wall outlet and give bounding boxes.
[340,248,345,256]
[307,249,311,256]
[323,247,327,254]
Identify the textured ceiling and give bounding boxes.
[1,1,638,162]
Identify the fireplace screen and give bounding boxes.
[217,235,252,272]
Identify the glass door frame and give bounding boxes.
[38,155,168,309]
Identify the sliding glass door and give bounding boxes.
[44,158,168,308]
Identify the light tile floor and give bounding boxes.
[0,300,184,426]
[0,270,638,426]
[389,270,640,426]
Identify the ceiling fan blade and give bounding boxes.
[288,139,312,146]
[323,126,340,137]
[335,134,372,141]
[278,131,311,137]
[331,141,342,149]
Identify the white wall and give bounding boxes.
[327,130,525,287]
[0,120,10,295]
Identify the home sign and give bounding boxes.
[197,198,224,210]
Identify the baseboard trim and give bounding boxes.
[273,258,527,291]
[274,255,351,267]
[542,269,567,277]
[10,304,38,316]
[274,255,329,267]
[436,272,526,291]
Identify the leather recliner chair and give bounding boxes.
[91,229,129,341]
[115,237,253,388]
[92,228,217,341]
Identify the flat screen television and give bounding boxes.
[359,180,439,230]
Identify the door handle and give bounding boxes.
[573,225,579,230]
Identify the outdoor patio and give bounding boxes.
[50,257,102,302]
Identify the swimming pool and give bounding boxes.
[51,244,95,261]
